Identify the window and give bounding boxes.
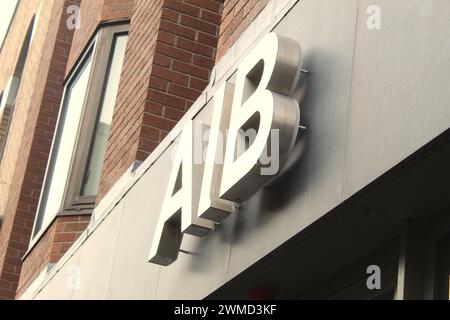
[33,51,94,235]
[30,1,43,43]
[0,77,18,159]
[31,24,129,241]
[81,34,128,196]
[0,15,35,162]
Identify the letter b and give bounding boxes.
[220,33,302,202]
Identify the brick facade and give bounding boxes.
[0,106,13,159]
[98,0,223,201]
[0,0,80,300]
[216,0,268,60]
[0,0,40,233]
[14,0,134,300]
[98,0,164,201]
[0,0,271,299]
[66,0,134,75]
[16,215,90,297]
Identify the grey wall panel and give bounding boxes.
[72,201,125,299]
[105,158,166,299]
[155,226,234,299]
[225,0,359,278]
[343,0,450,197]
[35,249,81,300]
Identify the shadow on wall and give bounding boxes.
[224,45,347,245]
[262,49,326,212]
[215,49,318,246]
[187,47,339,262]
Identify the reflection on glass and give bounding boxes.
[81,34,128,196]
[34,52,93,235]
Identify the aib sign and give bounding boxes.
[149,33,306,266]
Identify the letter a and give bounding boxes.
[366,265,381,290]
[149,121,213,266]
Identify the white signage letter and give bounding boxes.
[198,82,236,222]
[220,33,302,202]
[149,121,213,266]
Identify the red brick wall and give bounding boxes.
[99,0,163,200]
[0,0,80,300]
[66,0,102,74]
[50,215,90,263]
[16,215,90,297]
[216,0,268,60]
[11,0,135,299]
[0,1,38,228]
[66,0,134,75]
[15,222,56,298]
[98,0,223,201]
[0,0,270,300]
[102,0,135,20]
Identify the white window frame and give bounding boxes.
[30,23,129,247]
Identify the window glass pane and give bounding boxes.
[34,52,93,236]
[31,2,42,42]
[0,75,19,113]
[80,34,128,196]
[0,76,19,160]
[0,76,19,150]
[0,15,34,162]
